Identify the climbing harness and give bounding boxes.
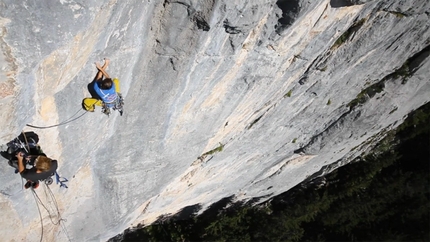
[114,92,125,116]
[102,92,124,116]
[102,102,111,116]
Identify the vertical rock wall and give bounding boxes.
[0,0,429,241]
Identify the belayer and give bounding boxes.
[82,58,124,116]
[4,132,58,189]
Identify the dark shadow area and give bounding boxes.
[330,0,370,8]
[408,44,430,73]
[193,12,210,31]
[247,114,264,129]
[246,193,274,204]
[275,0,301,34]
[110,102,430,242]
[361,44,430,87]
[223,19,241,34]
[172,204,202,220]
[87,79,100,99]
[331,18,366,49]
[330,0,354,8]
[199,195,235,217]
[109,196,236,242]
[154,204,203,223]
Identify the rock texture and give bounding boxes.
[0,0,429,241]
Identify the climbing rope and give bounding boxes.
[31,184,72,242]
[45,184,71,241]
[26,109,88,129]
[21,131,30,152]
[18,132,30,153]
[20,132,71,241]
[31,188,44,242]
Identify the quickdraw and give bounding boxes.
[102,93,124,116]
[55,172,69,189]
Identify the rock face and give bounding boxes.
[0,0,429,241]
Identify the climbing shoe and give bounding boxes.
[88,105,95,112]
[102,107,111,116]
[82,99,95,112]
[101,102,110,116]
[24,181,32,189]
[24,181,39,189]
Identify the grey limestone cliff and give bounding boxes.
[0,0,429,241]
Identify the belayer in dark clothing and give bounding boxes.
[16,151,58,189]
[3,132,58,189]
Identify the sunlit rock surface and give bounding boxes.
[0,0,429,241]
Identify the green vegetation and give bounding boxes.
[392,61,411,84]
[331,18,366,49]
[347,55,418,110]
[387,11,407,18]
[284,89,292,98]
[392,45,430,84]
[333,32,349,48]
[112,103,430,242]
[318,66,327,72]
[203,143,224,155]
[292,138,297,143]
[347,91,367,108]
[198,143,224,160]
[327,99,331,105]
[347,81,385,109]
[397,106,430,139]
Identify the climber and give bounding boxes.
[2,132,58,189]
[82,58,124,116]
[15,151,58,189]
